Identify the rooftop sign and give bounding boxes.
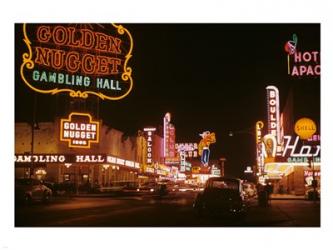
[20,23,134,100]
[60,112,99,148]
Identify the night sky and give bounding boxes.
[15,23,320,177]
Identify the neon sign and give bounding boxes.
[281,136,320,158]
[144,127,156,164]
[175,143,198,158]
[15,154,66,163]
[60,112,99,148]
[262,135,321,164]
[255,121,264,173]
[180,151,186,172]
[20,23,134,100]
[266,85,281,145]
[198,131,216,166]
[284,34,320,77]
[15,154,140,168]
[163,113,176,157]
[294,117,317,140]
[262,134,277,163]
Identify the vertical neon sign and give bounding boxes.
[266,85,281,145]
[163,113,171,157]
[144,127,156,165]
[255,121,264,174]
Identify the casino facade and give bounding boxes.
[258,85,320,196]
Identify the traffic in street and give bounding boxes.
[15,190,320,227]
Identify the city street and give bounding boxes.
[15,192,320,227]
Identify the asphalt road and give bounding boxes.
[15,192,320,227]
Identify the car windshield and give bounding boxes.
[208,179,239,191]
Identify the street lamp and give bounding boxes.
[30,122,40,178]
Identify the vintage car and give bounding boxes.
[15,178,53,205]
[193,177,247,218]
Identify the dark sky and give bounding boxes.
[15,23,320,177]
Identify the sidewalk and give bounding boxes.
[270,194,306,200]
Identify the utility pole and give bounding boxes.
[30,93,37,178]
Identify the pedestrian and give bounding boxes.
[265,182,273,206]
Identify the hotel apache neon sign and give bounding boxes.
[284,34,320,77]
[60,112,100,148]
[20,23,134,100]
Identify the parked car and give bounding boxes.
[15,178,53,205]
[193,177,247,218]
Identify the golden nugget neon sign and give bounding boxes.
[20,23,134,100]
[60,112,100,148]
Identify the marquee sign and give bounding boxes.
[20,23,134,100]
[15,154,140,168]
[60,112,99,148]
[262,135,321,164]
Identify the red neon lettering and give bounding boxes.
[95,32,108,52]
[108,58,121,74]
[81,29,95,49]
[34,25,124,75]
[66,51,80,73]
[95,56,110,74]
[36,26,51,42]
[51,49,66,69]
[82,54,95,74]
[35,47,50,66]
[35,25,122,54]
[53,26,68,45]
[34,47,122,75]
[67,27,80,47]
[108,36,122,54]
